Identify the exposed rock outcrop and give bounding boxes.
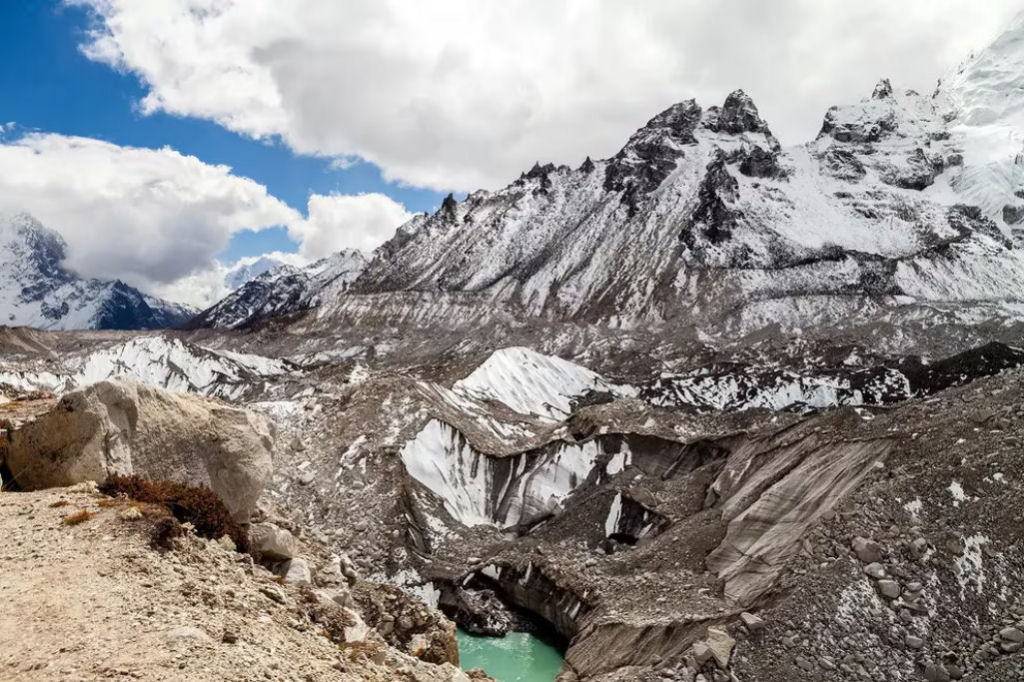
[1,380,274,520]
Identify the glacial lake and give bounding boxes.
[457,629,564,681]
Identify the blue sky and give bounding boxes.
[0,1,446,263]
[0,1,1017,308]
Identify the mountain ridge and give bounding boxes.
[0,212,196,331]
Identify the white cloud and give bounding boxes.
[290,193,411,260]
[0,132,409,307]
[150,250,308,308]
[71,0,1023,191]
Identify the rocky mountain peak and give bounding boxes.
[872,78,894,99]
[703,89,771,136]
[0,211,195,330]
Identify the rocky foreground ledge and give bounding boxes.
[0,486,488,682]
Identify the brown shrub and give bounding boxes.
[63,509,94,525]
[49,500,70,508]
[150,516,183,551]
[99,474,248,552]
[96,498,122,508]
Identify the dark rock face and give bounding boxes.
[819,107,898,143]
[681,156,741,247]
[704,89,772,136]
[602,492,670,547]
[821,147,867,180]
[882,148,945,190]
[439,193,459,220]
[946,204,1010,245]
[872,78,894,99]
[1003,204,1024,225]
[737,145,786,179]
[439,587,515,637]
[94,282,194,330]
[604,99,702,213]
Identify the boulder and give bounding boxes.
[276,557,313,585]
[703,627,735,669]
[1,380,274,520]
[249,523,297,560]
[852,536,883,563]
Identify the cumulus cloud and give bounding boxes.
[0,133,410,307]
[149,250,309,309]
[290,193,411,260]
[71,0,1023,191]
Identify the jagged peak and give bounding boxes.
[704,89,772,136]
[872,78,894,99]
[438,192,458,219]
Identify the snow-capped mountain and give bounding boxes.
[223,255,288,290]
[0,212,196,330]
[334,81,1017,332]
[189,249,367,329]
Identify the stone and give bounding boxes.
[924,663,951,682]
[1000,641,1023,654]
[277,557,312,585]
[877,580,901,599]
[2,380,274,521]
[249,523,297,561]
[260,585,287,604]
[704,627,735,669]
[999,626,1024,643]
[905,634,924,649]
[296,470,315,486]
[119,506,143,521]
[164,626,213,645]
[864,563,886,579]
[740,612,765,632]
[852,537,883,563]
[216,534,237,552]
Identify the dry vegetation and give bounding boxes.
[99,474,248,552]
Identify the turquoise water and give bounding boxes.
[457,629,564,681]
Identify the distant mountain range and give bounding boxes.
[0,212,195,330]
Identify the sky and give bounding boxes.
[0,1,1021,308]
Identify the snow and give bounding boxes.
[604,492,623,538]
[0,336,291,401]
[0,212,194,331]
[953,534,990,598]
[399,418,607,528]
[948,480,967,507]
[453,346,635,420]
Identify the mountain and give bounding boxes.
[222,255,288,290]
[329,83,1019,337]
[184,17,1024,347]
[0,212,196,330]
[188,249,367,329]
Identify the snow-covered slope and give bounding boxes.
[258,20,1014,342]
[0,335,293,401]
[937,13,1024,242]
[0,212,196,330]
[223,255,288,290]
[452,346,633,420]
[190,249,367,329]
